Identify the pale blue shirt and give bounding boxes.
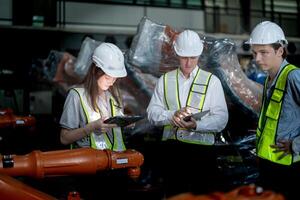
[266,60,300,154]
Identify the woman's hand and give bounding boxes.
[88,118,118,135]
[60,118,119,145]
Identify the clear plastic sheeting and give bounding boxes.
[200,37,263,117]
[41,51,81,92]
[118,62,160,139]
[42,50,64,80]
[30,37,102,95]
[74,37,101,78]
[127,16,180,76]
[245,60,267,85]
[126,63,158,100]
[127,17,263,118]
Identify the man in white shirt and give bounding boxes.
[147,30,228,196]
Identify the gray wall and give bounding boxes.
[0,0,12,25]
[62,2,205,34]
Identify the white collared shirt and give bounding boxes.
[147,66,228,132]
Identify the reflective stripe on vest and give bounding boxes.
[163,68,214,145]
[256,64,299,165]
[73,88,126,151]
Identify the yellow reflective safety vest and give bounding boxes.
[257,64,300,165]
[163,68,215,145]
[72,88,126,151]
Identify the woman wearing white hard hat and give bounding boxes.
[58,42,129,199]
[247,21,300,200]
[59,42,127,151]
[147,30,228,196]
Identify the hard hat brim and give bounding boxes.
[174,46,202,57]
[93,55,127,78]
[244,39,288,45]
[100,65,127,78]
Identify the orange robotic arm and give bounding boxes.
[0,173,57,200]
[0,108,36,128]
[167,185,285,200]
[0,148,144,179]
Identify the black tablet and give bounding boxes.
[104,115,144,127]
[183,110,210,122]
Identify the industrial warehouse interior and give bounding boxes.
[1,0,300,200]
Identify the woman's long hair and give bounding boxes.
[81,63,123,112]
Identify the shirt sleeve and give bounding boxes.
[289,70,300,154]
[288,69,300,104]
[59,89,84,129]
[195,75,229,132]
[292,136,300,155]
[146,76,175,126]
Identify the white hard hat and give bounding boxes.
[174,30,204,57]
[92,43,127,78]
[246,21,288,45]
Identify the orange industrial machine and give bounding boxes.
[0,108,36,128]
[0,147,144,179]
[0,148,144,200]
[168,185,285,200]
[0,173,57,200]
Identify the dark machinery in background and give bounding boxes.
[168,185,285,200]
[0,108,38,155]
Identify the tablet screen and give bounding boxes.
[104,115,144,127]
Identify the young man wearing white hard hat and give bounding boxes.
[246,21,300,200]
[147,30,228,196]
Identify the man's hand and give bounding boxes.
[171,107,196,129]
[172,107,190,126]
[180,117,197,130]
[270,139,293,160]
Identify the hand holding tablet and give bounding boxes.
[183,110,210,122]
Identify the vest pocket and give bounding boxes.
[191,84,206,94]
[265,103,280,120]
[265,88,284,120]
[271,88,284,103]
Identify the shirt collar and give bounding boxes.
[269,59,289,88]
[178,66,199,80]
